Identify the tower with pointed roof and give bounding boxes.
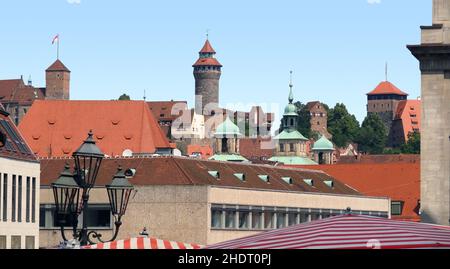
[408,0,450,226]
[45,59,70,100]
[367,80,408,146]
[193,38,222,116]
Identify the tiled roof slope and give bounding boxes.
[367,81,408,96]
[40,157,361,196]
[0,104,38,162]
[18,100,170,158]
[0,79,45,104]
[290,163,420,222]
[395,100,421,141]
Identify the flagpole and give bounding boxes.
[57,37,60,60]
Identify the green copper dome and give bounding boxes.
[214,117,242,138]
[312,135,334,151]
[284,103,298,116]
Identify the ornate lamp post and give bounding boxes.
[52,131,134,247]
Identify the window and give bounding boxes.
[211,209,223,229]
[18,176,22,222]
[290,118,294,126]
[280,143,285,152]
[288,213,298,226]
[391,201,404,216]
[289,143,295,152]
[238,211,249,229]
[252,212,262,230]
[311,213,321,221]
[317,121,320,126]
[32,177,36,223]
[0,236,6,249]
[25,236,35,249]
[26,177,30,222]
[11,236,21,249]
[40,204,112,230]
[225,211,235,229]
[3,174,7,221]
[300,213,310,223]
[264,212,274,229]
[12,175,16,222]
[85,206,111,228]
[276,213,286,229]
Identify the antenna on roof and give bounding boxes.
[206,29,210,40]
[28,75,32,86]
[385,62,388,82]
[143,89,146,101]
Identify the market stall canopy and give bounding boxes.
[205,215,450,249]
[83,237,202,249]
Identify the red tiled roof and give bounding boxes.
[46,59,70,72]
[187,145,213,159]
[239,138,274,160]
[199,40,216,53]
[0,79,23,100]
[0,104,38,162]
[338,154,420,164]
[367,81,408,96]
[39,157,361,196]
[147,101,187,121]
[394,100,421,141]
[290,163,420,222]
[193,57,223,67]
[18,100,170,158]
[0,79,45,105]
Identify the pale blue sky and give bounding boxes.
[0,0,431,123]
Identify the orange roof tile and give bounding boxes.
[187,145,213,159]
[46,59,70,72]
[289,163,421,222]
[193,57,223,67]
[199,40,216,53]
[18,100,170,158]
[367,81,408,96]
[395,100,421,141]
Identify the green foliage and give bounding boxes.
[118,94,131,100]
[327,103,360,148]
[356,113,387,154]
[294,102,312,139]
[401,132,421,154]
[383,148,402,155]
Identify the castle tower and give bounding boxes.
[193,39,222,115]
[367,81,408,146]
[45,59,70,100]
[408,0,450,225]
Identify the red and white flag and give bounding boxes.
[52,34,59,45]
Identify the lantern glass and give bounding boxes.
[52,164,80,216]
[106,167,134,218]
[73,131,104,189]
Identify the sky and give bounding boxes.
[0,0,431,124]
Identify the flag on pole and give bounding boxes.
[52,34,59,45]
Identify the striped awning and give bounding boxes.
[83,237,202,249]
[205,215,450,249]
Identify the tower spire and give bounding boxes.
[288,71,294,104]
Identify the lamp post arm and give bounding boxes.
[87,220,122,245]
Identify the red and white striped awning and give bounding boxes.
[205,215,450,249]
[83,237,202,249]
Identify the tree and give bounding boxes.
[401,132,420,154]
[294,102,312,139]
[356,113,387,154]
[327,103,360,148]
[118,94,131,100]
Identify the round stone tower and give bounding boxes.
[193,39,222,115]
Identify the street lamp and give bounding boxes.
[52,131,134,247]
